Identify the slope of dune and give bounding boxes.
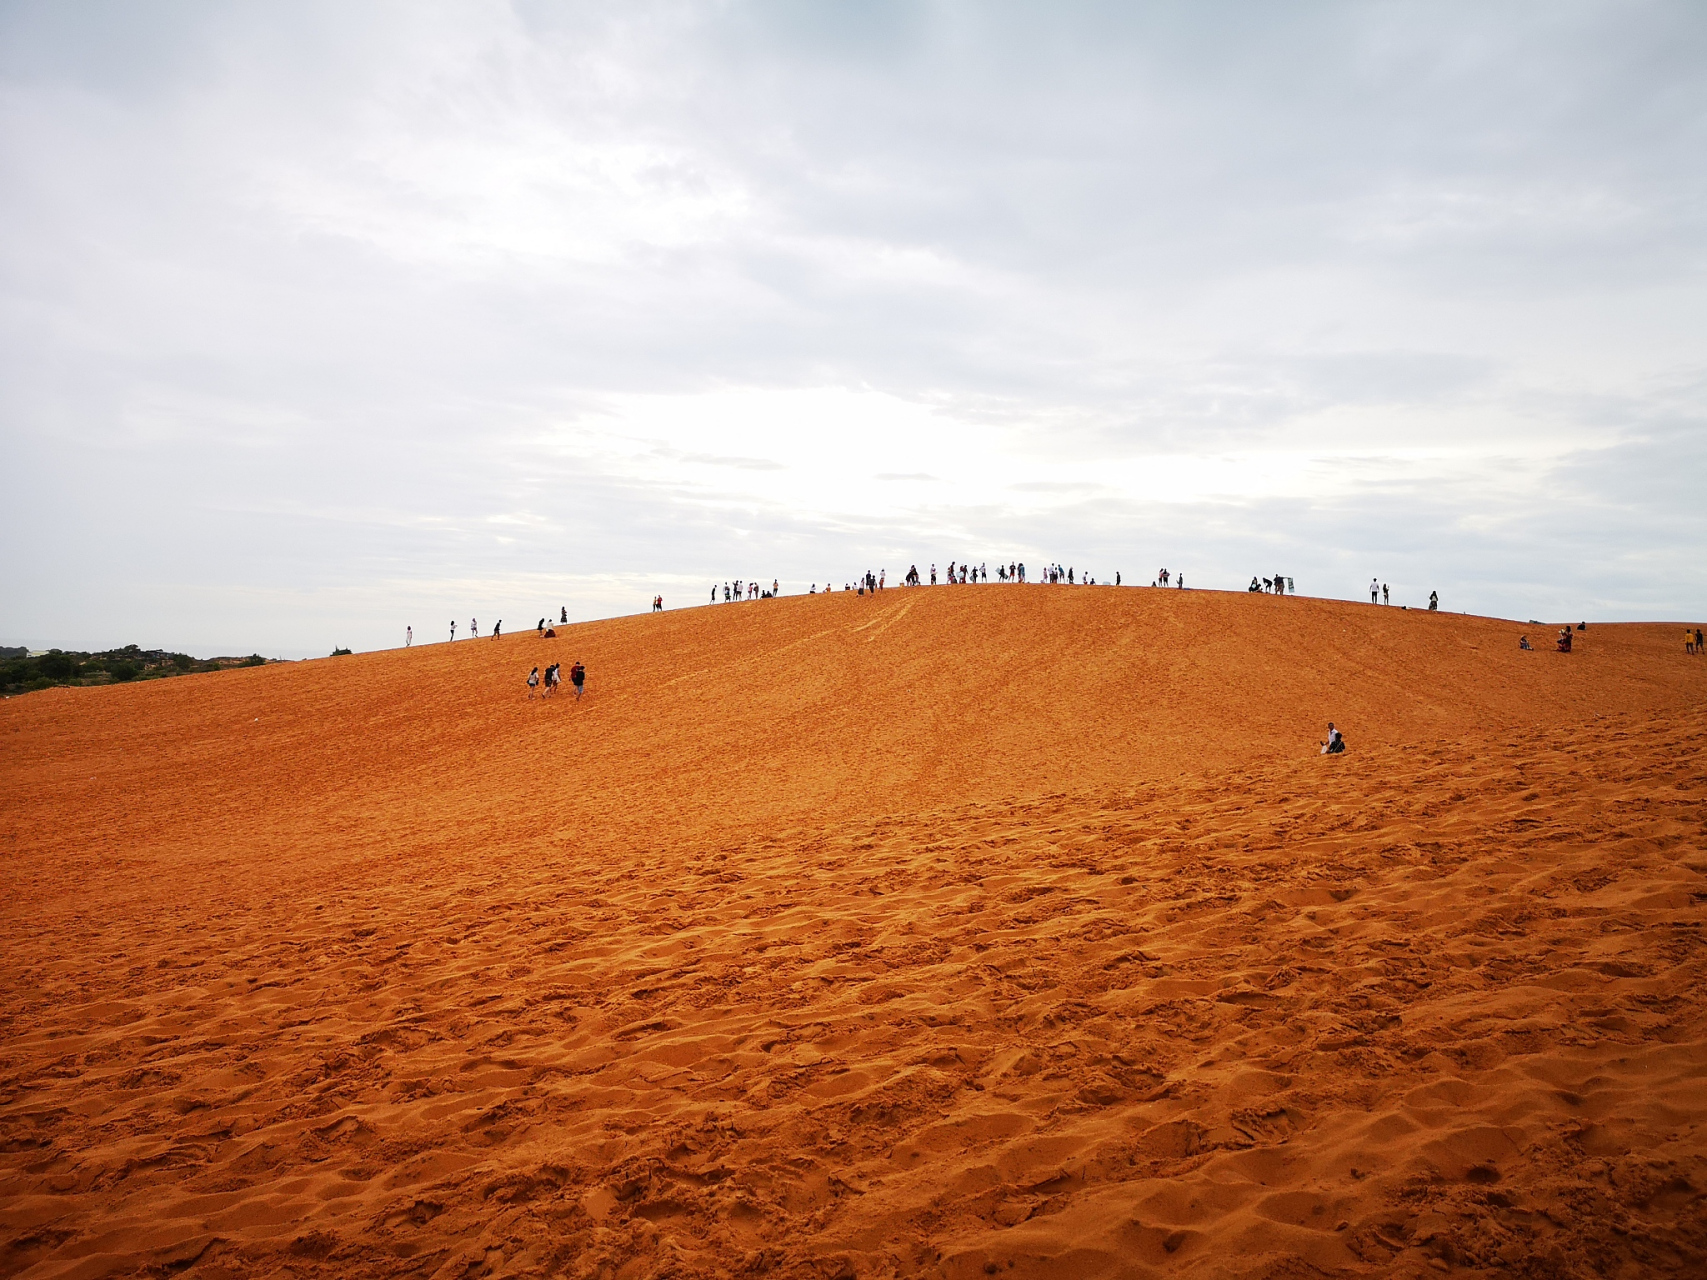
[2,586,1704,1279]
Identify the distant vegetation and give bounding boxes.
[0,645,272,696]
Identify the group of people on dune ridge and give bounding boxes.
[1366,579,1438,610]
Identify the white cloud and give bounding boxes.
[1,2,1704,655]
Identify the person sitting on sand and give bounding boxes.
[570,660,586,700]
[1557,629,1573,653]
[527,666,540,699]
[1321,722,1345,755]
[1519,635,1532,650]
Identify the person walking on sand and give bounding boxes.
[545,662,559,696]
[493,621,501,639]
[527,666,540,699]
[1320,722,1345,755]
[450,619,456,641]
[1688,628,1696,655]
[1697,628,1704,655]
[570,660,586,700]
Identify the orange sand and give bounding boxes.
[2,587,1704,1278]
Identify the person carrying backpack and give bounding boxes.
[570,661,586,700]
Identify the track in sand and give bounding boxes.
[3,586,1705,1279]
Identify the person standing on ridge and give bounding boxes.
[450,620,456,641]
[1370,579,1379,603]
[493,621,501,639]
[561,606,567,624]
[1429,590,1439,611]
[1382,583,1389,605]
[471,617,479,638]
[406,625,412,647]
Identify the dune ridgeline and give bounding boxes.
[3,585,1704,1279]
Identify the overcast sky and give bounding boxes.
[3,1,1703,656]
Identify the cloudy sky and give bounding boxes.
[3,1,1703,656]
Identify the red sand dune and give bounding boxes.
[2,586,1704,1279]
